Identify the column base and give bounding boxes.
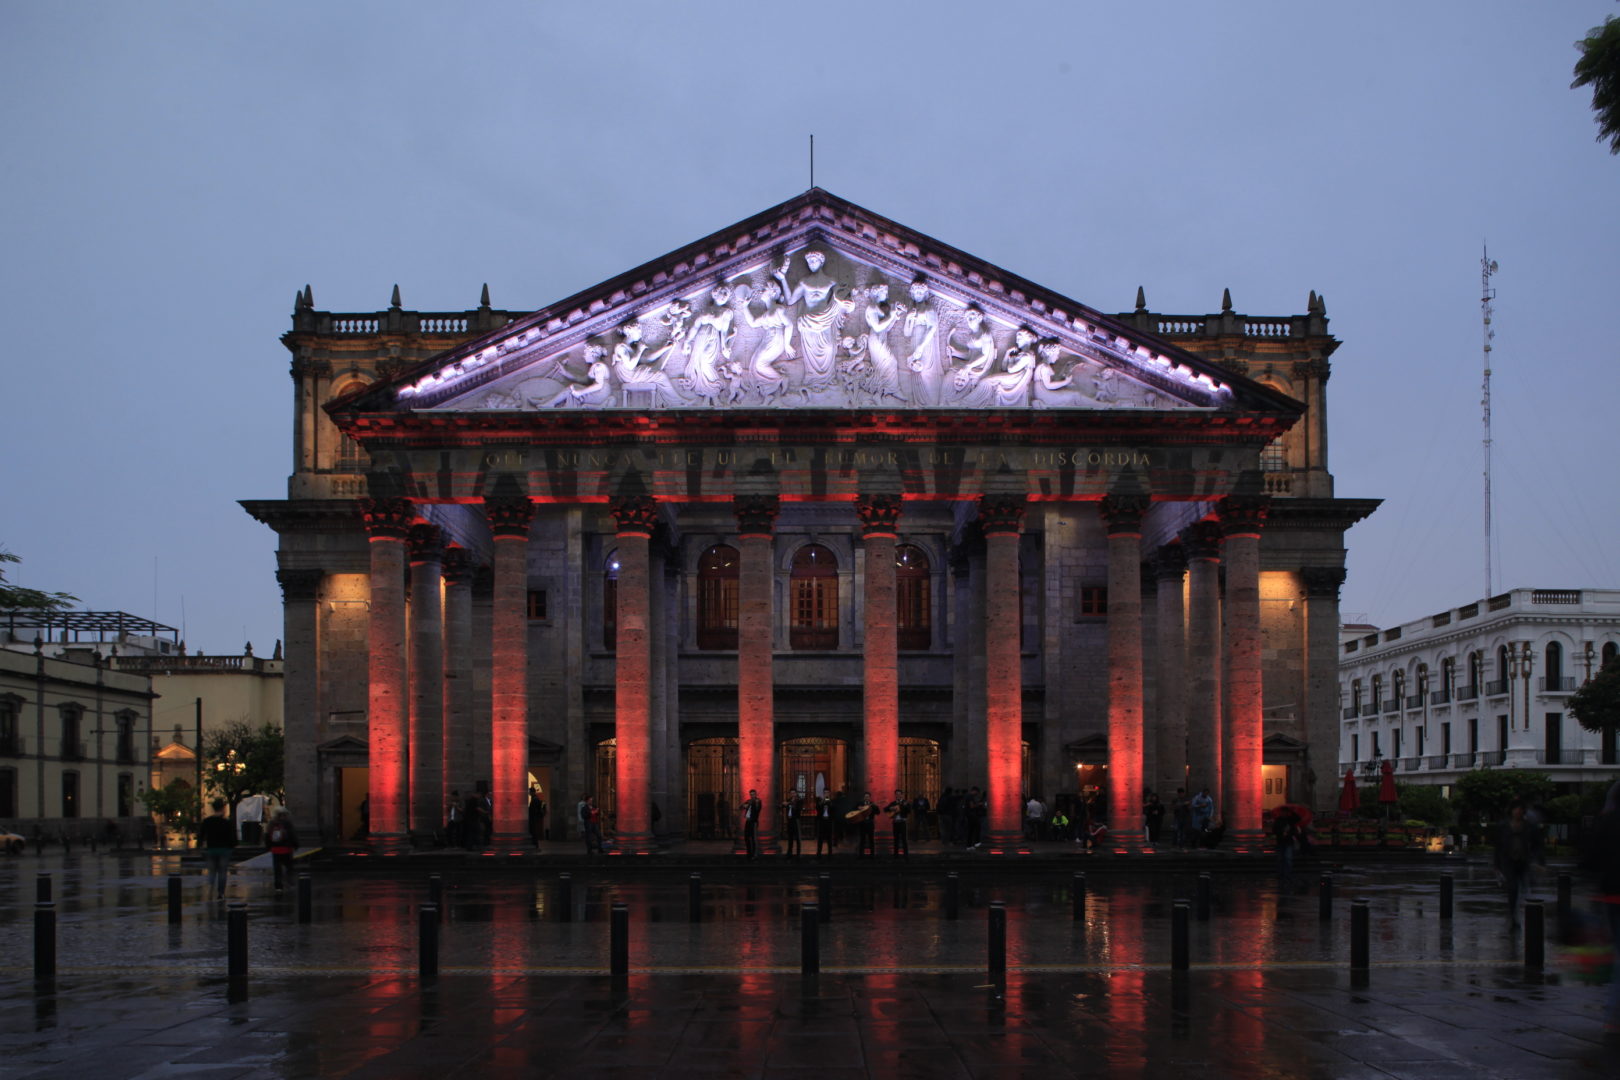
[612,831,656,855]
[986,830,1028,854]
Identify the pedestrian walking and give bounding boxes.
[1190,788,1214,839]
[1171,788,1192,849]
[580,795,604,855]
[199,799,235,901]
[265,808,298,892]
[1143,792,1165,845]
[1495,799,1543,927]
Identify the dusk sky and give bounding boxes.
[2,2,1615,653]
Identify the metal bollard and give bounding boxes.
[1072,872,1086,923]
[1350,898,1369,972]
[36,873,51,904]
[1172,899,1190,971]
[1196,873,1212,921]
[1556,873,1572,926]
[227,903,248,981]
[557,873,572,923]
[801,904,820,974]
[34,902,56,980]
[988,901,1007,977]
[1319,873,1333,922]
[688,873,702,924]
[818,872,831,923]
[428,873,444,919]
[610,902,629,977]
[1524,900,1545,971]
[167,875,183,925]
[945,872,960,920]
[1439,873,1453,921]
[419,905,439,979]
[297,874,312,924]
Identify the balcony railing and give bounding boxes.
[1535,749,1587,765]
[1478,750,1506,766]
[1359,705,1379,718]
[1457,686,1479,701]
[1382,699,1400,714]
[1449,753,1475,768]
[1400,757,1421,771]
[1406,695,1424,709]
[1539,677,1577,693]
[1430,689,1451,705]
[59,741,86,761]
[1485,679,1508,697]
[1342,706,1358,720]
[1426,755,1449,770]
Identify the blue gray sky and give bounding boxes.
[2,2,1616,651]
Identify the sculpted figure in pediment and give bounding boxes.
[679,285,739,405]
[861,283,907,402]
[611,322,682,406]
[959,327,1037,408]
[902,279,943,405]
[948,305,998,395]
[740,280,795,401]
[1031,339,1083,408]
[547,345,614,408]
[775,250,855,386]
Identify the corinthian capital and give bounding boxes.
[484,497,535,539]
[360,497,415,541]
[733,494,780,538]
[610,495,659,537]
[976,495,1025,537]
[855,493,903,539]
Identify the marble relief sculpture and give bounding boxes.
[547,345,614,408]
[902,279,943,406]
[739,280,794,401]
[861,284,906,401]
[958,327,1037,408]
[612,322,682,405]
[678,285,738,405]
[775,251,855,386]
[949,305,998,394]
[1031,339,1078,408]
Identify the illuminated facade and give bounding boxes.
[243,190,1377,847]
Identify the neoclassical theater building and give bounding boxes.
[243,190,1377,848]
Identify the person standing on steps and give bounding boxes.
[814,790,835,860]
[741,788,762,860]
[854,792,877,858]
[883,790,910,858]
[199,799,235,901]
[781,791,803,860]
[265,808,298,892]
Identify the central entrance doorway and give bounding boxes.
[778,737,849,804]
[686,737,738,840]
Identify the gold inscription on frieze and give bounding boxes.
[500,448,1155,472]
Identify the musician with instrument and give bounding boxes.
[882,789,911,858]
[849,792,877,858]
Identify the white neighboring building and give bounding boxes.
[1339,588,1620,788]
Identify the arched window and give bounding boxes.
[1604,641,1618,668]
[1441,657,1455,696]
[1468,652,1482,696]
[333,381,370,470]
[1370,675,1382,710]
[1259,436,1286,472]
[1392,670,1405,710]
[1351,679,1362,712]
[603,550,619,651]
[1497,644,1511,692]
[790,544,839,650]
[1545,641,1563,690]
[697,544,739,650]
[1416,663,1429,703]
[896,544,931,650]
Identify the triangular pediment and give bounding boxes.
[346,190,1293,417]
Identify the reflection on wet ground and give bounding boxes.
[0,855,1616,1077]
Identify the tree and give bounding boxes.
[201,722,285,817]
[140,779,201,846]
[0,548,77,614]
[1569,657,1620,734]
[1573,15,1620,154]
[1453,768,1555,821]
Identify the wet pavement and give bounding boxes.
[1,852,1617,1077]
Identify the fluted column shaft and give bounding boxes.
[1102,495,1148,847]
[1183,522,1223,810]
[735,495,779,851]
[1153,546,1189,801]
[858,494,902,803]
[979,496,1024,846]
[408,524,445,834]
[1220,496,1269,838]
[612,496,658,851]
[487,498,534,845]
[362,498,414,844]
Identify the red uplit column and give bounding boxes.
[485,497,534,846]
[1219,495,1269,840]
[440,546,474,802]
[857,494,902,804]
[1153,544,1189,802]
[612,495,659,852]
[1182,521,1223,811]
[361,497,415,845]
[735,495,779,851]
[1101,494,1148,849]
[408,523,445,835]
[978,495,1025,847]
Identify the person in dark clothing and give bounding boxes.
[464,791,483,850]
[813,791,835,859]
[781,793,803,859]
[830,790,849,848]
[1586,779,1620,1035]
[1143,792,1166,845]
[854,792,877,858]
[1495,799,1544,927]
[741,788,762,859]
[964,787,985,848]
[883,790,910,858]
[264,808,299,891]
[527,787,547,849]
[198,799,235,901]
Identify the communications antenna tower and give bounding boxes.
[1480,246,1498,600]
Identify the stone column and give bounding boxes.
[611,495,658,852]
[361,497,414,845]
[1153,545,1189,802]
[486,497,534,846]
[440,546,474,803]
[734,495,779,851]
[1101,495,1148,849]
[1182,521,1223,810]
[1219,495,1269,840]
[857,494,902,804]
[408,524,445,835]
[1300,566,1347,814]
[978,495,1025,847]
[275,568,323,836]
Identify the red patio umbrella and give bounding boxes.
[1378,759,1399,818]
[1338,767,1360,812]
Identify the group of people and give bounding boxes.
[198,798,301,900]
[751,788,933,860]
